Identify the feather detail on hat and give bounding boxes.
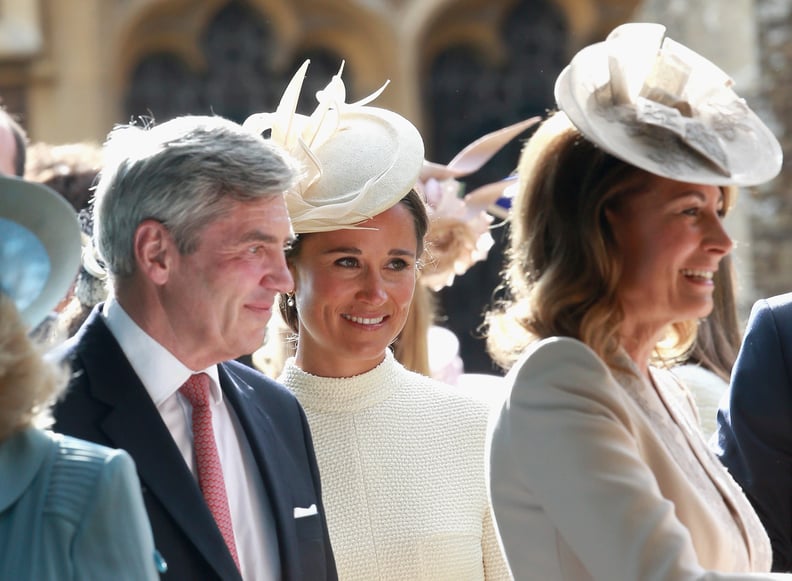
[416,117,539,291]
[555,22,782,187]
[244,60,424,233]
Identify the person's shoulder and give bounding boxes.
[509,336,606,378]
[502,336,621,412]
[45,305,106,365]
[757,292,792,315]
[221,359,298,402]
[44,433,135,513]
[744,293,792,338]
[398,365,495,419]
[53,432,131,467]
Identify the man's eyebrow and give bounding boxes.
[237,230,279,244]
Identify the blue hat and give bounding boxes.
[0,175,81,328]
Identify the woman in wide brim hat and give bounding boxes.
[245,62,512,580]
[485,22,789,580]
[0,176,164,579]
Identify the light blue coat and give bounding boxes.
[0,427,162,580]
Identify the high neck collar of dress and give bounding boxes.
[279,349,400,412]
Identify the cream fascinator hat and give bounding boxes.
[244,61,425,233]
[0,175,81,327]
[555,22,782,186]
[416,117,539,290]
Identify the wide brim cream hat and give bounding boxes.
[244,60,425,233]
[0,175,81,328]
[555,22,782,187]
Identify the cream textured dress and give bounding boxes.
[279,349,512,581]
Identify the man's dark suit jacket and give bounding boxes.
[715,292,792,572]
[51,306,337,580]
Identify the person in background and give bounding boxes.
[485,23,789,580]
[715,289,792,572]
[25,141,108,340]
[410,118,538,388]
[0,104,27,176]
[244,61,512,580]
[25,141,103,212]
[673,254,741,437]
[0,174,162,579]
[51,115,337,581]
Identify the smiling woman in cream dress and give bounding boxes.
[244,63,512,581]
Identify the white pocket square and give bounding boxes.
[293,504,318,519]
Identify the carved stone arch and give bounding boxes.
[418,0,572,374]
[115,0,301,97]
[287,0,400,106]
[419,0,567,160]
[120,0,349,123]
[117,0,401,123]
[405,0,600,60]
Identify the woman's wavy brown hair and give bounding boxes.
[485,111,734,372]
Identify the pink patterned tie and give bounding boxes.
[179,373,241,571]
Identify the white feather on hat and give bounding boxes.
[244,61,425,233]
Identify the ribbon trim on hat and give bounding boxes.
[593,25,752,178]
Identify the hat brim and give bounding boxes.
[555,23,782,187]
[0,176,81,328]
[288,106,425,233]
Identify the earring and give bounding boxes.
[286,293,295,307]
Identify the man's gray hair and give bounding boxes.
[93,115,299,282]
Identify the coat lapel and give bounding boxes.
[648,367,761,566]
[73,311,242,580]
[218,363,301,579]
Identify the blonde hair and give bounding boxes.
[486,112,731,372]
[392,283,434,376]
[0,295,68,442]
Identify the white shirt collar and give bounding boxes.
[102,297,222,406]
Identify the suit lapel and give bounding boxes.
[74,312,242,580]
[219,364,300,579]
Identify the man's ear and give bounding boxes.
[134,220,174,286]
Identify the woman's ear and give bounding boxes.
[133,220,174,285]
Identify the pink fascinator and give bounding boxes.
[416,117,539,291]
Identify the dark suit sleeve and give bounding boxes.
[715,297,792,572]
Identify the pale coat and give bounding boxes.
[488,337,791,581]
